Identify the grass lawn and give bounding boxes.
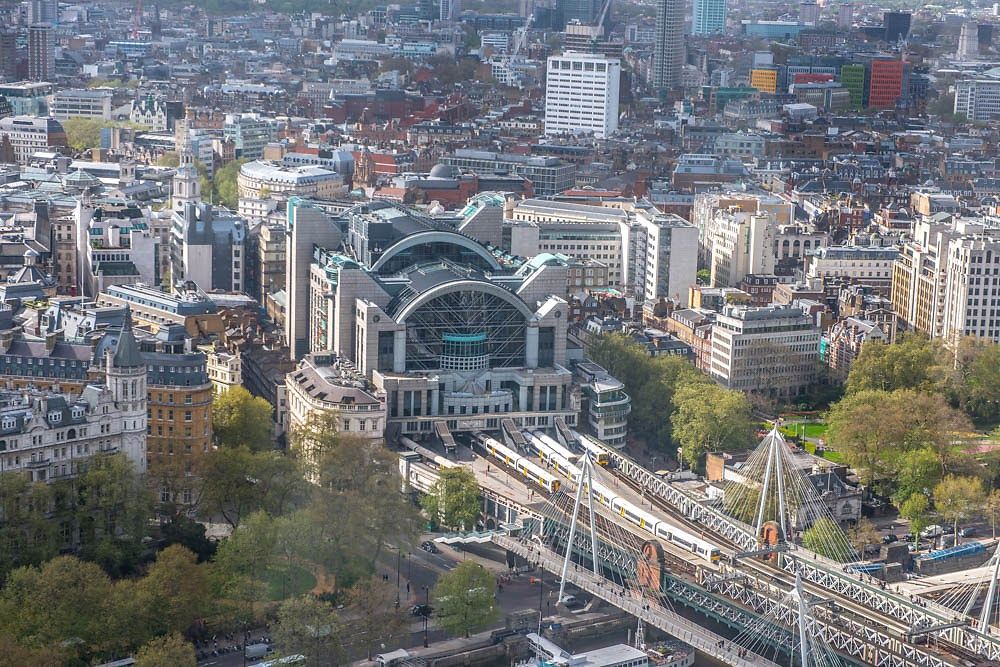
[820,449,845,463]
[262,563,317,601]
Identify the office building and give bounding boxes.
[440,0,461,20]
[575,360,630,448]
[237,160,346,202]
[892,218,1000,345]
[27,23,54,82]
[867,58,906,109]
[440,149,576,196]
[957,21,980,60]
[545,53,621,139]
[805,245,899,294]
[288,200,580,438]
[0,32,17,81]
[651,0,684,92]
[883,11,910,42]
[709,304,821,397]
[799,1,818,25]
[750,68,778,93]
[840,64,866,108]
[51,88,114,120]
[837,4,852,29]
[27,0,58,24]
[692,0,726,35]
[74,200,162,297]
[954,77,1000,121]
[556,0,602,25]
[97,284,224,339]
[507,199,698,304]
[708,210,776,288]
[0,115,67,164]
[223,114,275,160]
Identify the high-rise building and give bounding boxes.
[0,31,17,81]
[27,0,58,25]
[892,218,1000,344]
[867,58,905,109]
[555,0,603,25]
[545,52,621,139]
[882,11,911,43]
[440,0,461,21]
[836,4,853,29]
[691,0,726,35]
[957,21,980,60]
[978,23,994,51]
[954,77,1000,121]
[27,23,54,82]
[840,63,866,108]
[708,210,776,288]
[799,2,819,25]
[651,0,684,93]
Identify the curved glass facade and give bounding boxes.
[402,289,527,371]
[376,240,499,276]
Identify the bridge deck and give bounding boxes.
[493,534,779,667]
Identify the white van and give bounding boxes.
[376,649,411,667]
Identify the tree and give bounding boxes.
[933,475,985,539]
[801,517,853,561]
[135,633,196,667]
[847,518,881,558]
[156,151,180,167]
[892,447,944,505]
[63,118,104,152]
[671,382,754,470]
[433,561,499,638]
[212,510,277,608]
[199,446,306,528]
[161,514,217,562]
[212,386,274,450]
[273,596,342,666]
[0,473,60,582]
[213,158,248,209]
[988,489,1000,539]
[0,635,65,666]
[845,334,949,395]
[953,341,1000,424]
[825,390,970,493]
[422,467,481,530]
[899,494,930,542]
[134,545,211,638]
[74,453,154,576]
[344,577,407,660]
[0,556,116,662]
[304,436,421,589]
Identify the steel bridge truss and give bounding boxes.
[605,450,1000,662]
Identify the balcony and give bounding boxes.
[25,458,50,469]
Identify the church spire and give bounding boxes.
[112,307,144,368]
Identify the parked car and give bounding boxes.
[920,524,943,539]
[959,527,977,538]
[410,604,433,617]
[420,541,439,554]
[881,534,899,544]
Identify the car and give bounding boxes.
[420,541,439,553]
[942,525,955,535]
[959,527,977,538]
[881,534,899,544]
[410,604,433,618]
[863,543,881,556]
[920,524,943,539]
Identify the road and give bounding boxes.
[197,539,581,667]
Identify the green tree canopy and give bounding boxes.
[133,545,211,639]
[0,556,116,662]
[845,334,949,395]
[422,466,481,530]
[953,340,1000,424]
[344,577,407,660]
[213,386,274,450]
[899,493,930,541]
[433,561,499,638]
[933,475,985,538]
[135,633,196,667]
[213,158,248,209]
[273,596,341,666]
[671,382,754,470]
[199,446,306,528]
[0,473,59,582]
[801,517,854,561]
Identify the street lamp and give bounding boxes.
[396,549,401,607]
[407,552,412,596]
[423,586,430,648]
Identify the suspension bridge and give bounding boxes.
[398,425,1000,666]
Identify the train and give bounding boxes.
[574,431,611,466]
[399,436,461,469]
[476,433,561,493]
[528,432,720,563]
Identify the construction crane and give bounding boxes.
[497,12,534,87]
[130,0,142,40]
[595,0,611,37]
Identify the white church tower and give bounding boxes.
[172,147,201,213]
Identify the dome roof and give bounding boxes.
[428,164,458,179]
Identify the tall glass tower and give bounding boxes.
[691,0,726,35]
[651,0,684,92]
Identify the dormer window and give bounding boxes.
[48,411,61,424]
[71,407,85,420]
[1,417,14,430]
